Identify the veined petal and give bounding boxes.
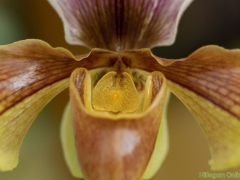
[153,46,240,170]
[0,39,88,171]
[69,68,168,180]
[119,47,240,170]
[48,0,193,51]
[61,94,170,180]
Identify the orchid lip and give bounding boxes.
[1,1,240,180]
[67,64,168,179]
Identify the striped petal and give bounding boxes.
[48,0,193,51]
[0,39,87,171]
[1,39,138,171]
[117,47,240,170]
[0,41,130,171]
[153,46,240,170]
[69,67,168,180]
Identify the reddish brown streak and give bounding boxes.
[124,46,240,119]
[0,45,116,116]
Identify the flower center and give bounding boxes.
[92,71,140,113]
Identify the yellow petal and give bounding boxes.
[0,41,126,171]
[0,79,68,171]
[60,101,84,178]
[156,46,240,170]
[0,39,87,171]
[168,81,240,170]
[69,68,168,180]
[142,91,170,179]
[120,46,240,171]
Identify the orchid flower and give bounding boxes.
[1,0,240,180]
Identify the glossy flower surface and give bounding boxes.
[1,0,240,180]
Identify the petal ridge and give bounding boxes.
[167,80,240,170]
[154,45,240,119]
[69,68,168,179]
[0,40,128,171]
[0,79,68,171]
[48,0,193,51]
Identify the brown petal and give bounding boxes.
[0,39,122,171]
[0,39,90,171]
[48,0,193,51]
[70,68,167,180]
[119,46,240,170]
[154,46,240,170]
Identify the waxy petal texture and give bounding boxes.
[61,94,170,179]
[61,101,84,178]
[69,68,168,180]
[92,71,140,113]
[155,46,240,170]
[142,92,170,179]
[119,46,240,170]
[0,41,129,171]
[49,0,193,51]
[0,39,85,171]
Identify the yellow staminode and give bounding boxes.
[92,71,140,113]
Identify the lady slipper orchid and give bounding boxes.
[1,0,240,180]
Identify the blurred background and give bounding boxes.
[0,0,240,179]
